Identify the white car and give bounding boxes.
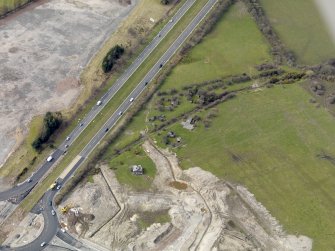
[51,210,56,216]
[118,111,123,116]
[47,156,53,162]
[97,100,102,106]
[66,136,70,141]
[56,185,61,190]
[129,97,134,102]
[60,228,66,233]
[40,242,46,247]
[169,19,173,23]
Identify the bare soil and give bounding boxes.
[58,140,312,250]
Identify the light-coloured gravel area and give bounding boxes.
[0,0,137,167]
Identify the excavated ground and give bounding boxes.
[56,140,313,251]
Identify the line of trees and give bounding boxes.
[102,45,125,73]
[32,112,62,151]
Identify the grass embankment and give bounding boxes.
[258,0,335,65]
[18,0,211,212]
[108,146,156,191]
[0,0,179,180]
[0,0,31,16]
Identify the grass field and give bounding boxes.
[258,0,335,65]
[161,2,272,91]
[108,146,156,190]
[154,84,335,250]
[102,1,273,153]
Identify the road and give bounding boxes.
[0,0,196,203]
[0,0,218,249]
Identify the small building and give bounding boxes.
[167,131,176,138]
[131,165,143,175]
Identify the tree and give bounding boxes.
[102,45,125,73]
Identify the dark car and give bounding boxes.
[159,64,163,68]
[144,81,148,86]
[49,201,52,206]
[105,128,109,132]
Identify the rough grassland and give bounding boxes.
[161,2,272,91]
[161,85,335,250]
[259,0,335,65]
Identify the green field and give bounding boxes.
[107,146,156,190]
[104,1,273,153]
[259,0,335,65]
[161,2,272,91]
[154,84,335,250]
[0,0,31,16]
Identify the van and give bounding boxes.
[47,156,53,162]
[97,100,102,106]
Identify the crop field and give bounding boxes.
[258,0,335,65]
[0,0,31,16]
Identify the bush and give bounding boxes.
[32,112,62,151]
[102,45,125,73]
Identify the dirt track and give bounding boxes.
[0,0,136,167]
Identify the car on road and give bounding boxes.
[60,228,66,233]
[65,144,69,148]
[118,111,123,116]
[169,19,173,23]
[40,242,46,247]
[56,185,61,190]
[80,123,84,127]
[159,63,163,68]
[27,178,32,183]
[144,81,148,86]
[51,210,56,216]
[49,201,52,206]
[129,97,134,102]
[66,136,70,141]
[105,128,109,132]
[97,100,102,106]
[47,156,53,162]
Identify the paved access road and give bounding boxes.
[0,0,196,203]
[0,0,218,249]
